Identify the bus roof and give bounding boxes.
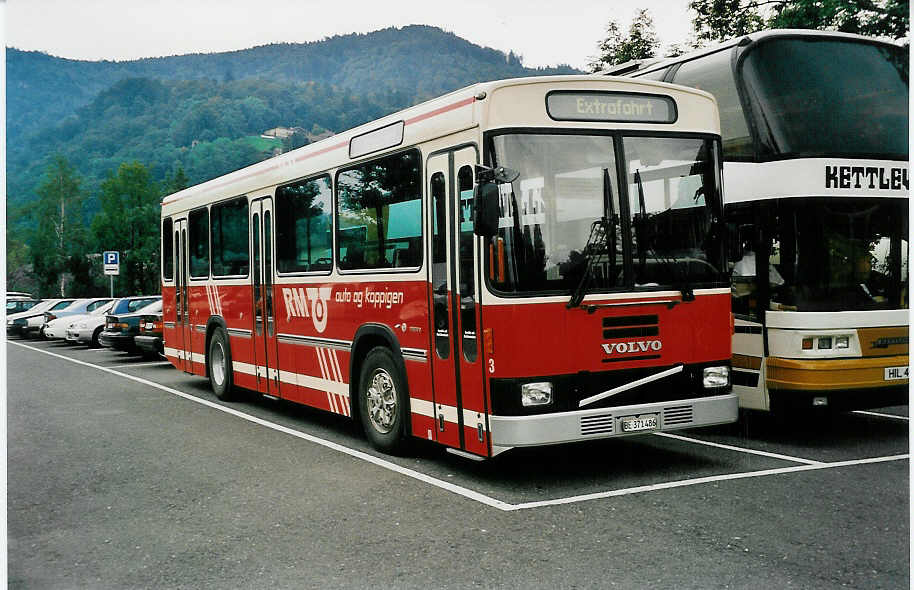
[161,75,718,215]
[600,29,903,78]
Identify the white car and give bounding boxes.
[42,301,114,342]
[64,296,159,347]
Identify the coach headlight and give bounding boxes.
[521,382,553,407]
[703,366,730,388]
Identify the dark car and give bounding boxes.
[7,299,76,337]
[99,299,162,353]
[6,299,40,316]
[133,310,164,359]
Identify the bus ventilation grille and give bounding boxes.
[580,414,614,436]
[663,405,693,426]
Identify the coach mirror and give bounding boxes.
[474,165,518,238]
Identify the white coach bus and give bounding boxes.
[604,30,909,413]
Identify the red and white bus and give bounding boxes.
[161,75,738,458]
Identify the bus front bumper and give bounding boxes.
[488,393,738,447]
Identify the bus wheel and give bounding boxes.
[358,347,408,454]
[208,329,236,401]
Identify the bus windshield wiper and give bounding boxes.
[568,168,616,309]
[634,169,694,302]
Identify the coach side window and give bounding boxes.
[211,197,250,276]
[672,51,754,159]
[162,218,174,281]
[276,175,333,273]
[188,207,210,278]
[336,149,422,271]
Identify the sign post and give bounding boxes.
[103,251,119,298]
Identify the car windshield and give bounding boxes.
[488,132,726,296]
[741,38,908,158]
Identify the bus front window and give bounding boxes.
[488,133,727,296]
[767,198,908,312]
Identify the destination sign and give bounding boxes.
[546,91,676,124]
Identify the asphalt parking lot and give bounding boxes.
[7,338,910,589]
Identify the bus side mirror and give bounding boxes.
[728,223,751,263]
[474,182,500,238]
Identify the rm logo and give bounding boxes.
[282,287,332,333]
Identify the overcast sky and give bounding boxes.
[2,0,695,70]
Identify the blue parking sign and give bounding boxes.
[103,251,120,276]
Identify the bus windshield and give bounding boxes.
[488,133,726,296]
[761,197,909,312]
[741,38,909,158]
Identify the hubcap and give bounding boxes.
[366,368,397,434]
[212,340,226,386]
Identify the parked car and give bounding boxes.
[36,298,110,338]
[67,295,162,347]
[6,298,41,316]
[44,297,113,323]
[41,300,114,341]
[99,299,163,354]
[133,308,165,359]
[7,291,34,300]
[61,301,116,346]
[7,299,75,337]
[47,296,157,341]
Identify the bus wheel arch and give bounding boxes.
[349,324,411,445]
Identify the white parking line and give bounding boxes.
[510,454,910,510]
[8,341,513,511]
[654,432,823,465]
[9,340,910,512]
[110,361,171,369]
[853,410,910,421]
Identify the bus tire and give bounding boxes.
[358,347,408,454]
[208,328,236,401]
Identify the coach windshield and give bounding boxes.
[487,132,726,297]
[741,37,908,159]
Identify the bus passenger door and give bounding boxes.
[250,197,281,396]
[426,146,487,455]
[173,218,192,373]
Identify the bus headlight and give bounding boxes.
[703,366,730,388]
[521,382,553,407]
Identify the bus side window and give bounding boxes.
[275,175,333,274]
[336,150,422,271]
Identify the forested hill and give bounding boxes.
[6,25,578,221]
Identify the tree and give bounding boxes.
[689,0,766,45]
[690,0,909,46]
[589,10,661,72]
[91,162,161,295]
[29,155,88,296]
[769,0,909,39]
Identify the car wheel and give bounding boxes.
[90,327,103,348]
[208,329,237,401]
[358,347,409,454]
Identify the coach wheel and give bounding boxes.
[358,347,408,454]
[208,329,236,401]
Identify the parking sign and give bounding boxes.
[103,251,120,276]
